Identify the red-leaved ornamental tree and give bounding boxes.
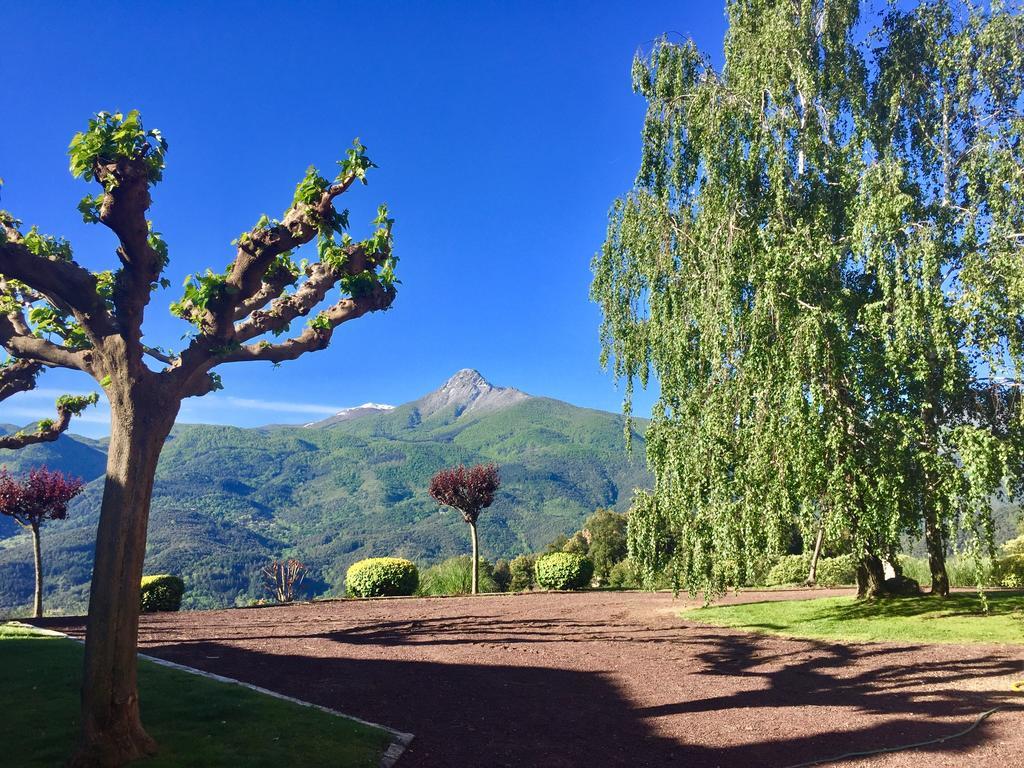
[0,466,84,618]
[428,463,500,594]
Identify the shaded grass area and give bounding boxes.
[686,592,1024,644]
[0,626,391,767]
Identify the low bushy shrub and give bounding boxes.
[608,558,641,589]
[765,554,857,587]
[346,557,418,597]
[140,574,184,613]
[419,556,498,595]
[815,554,857,587]
[509,554,537,591]
[1001,535,1024,556]
[766,555,808,586]
[992,554,1024,589]
[535,552,594,590]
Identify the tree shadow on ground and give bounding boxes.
[137,615,1024,768]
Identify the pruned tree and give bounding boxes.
[262,558,307,603]
[428,463,501,594]
[0,110,398,765]
[592,0,1024,600]
[0,466,84,617]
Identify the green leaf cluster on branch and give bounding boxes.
[592,0,1024,598]
[0,109,399,410]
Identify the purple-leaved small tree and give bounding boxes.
[429,463,501,594]
[0,466,84,617]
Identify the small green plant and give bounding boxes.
[608,558,641,589]
[140,575,184,612]
[492,559,511,592]
[508,554,537,591]
[535,552,594,590]
[345,557,418,597]
[419,556,498,596]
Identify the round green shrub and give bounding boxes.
[1001,536,1024,557]
[535,552,594,590]
[140,574,184,612]
[992,554,1024,589]
[346,557,418,597]
[766,555,808,586]
[815,554,858,587]
[608,557,641,589]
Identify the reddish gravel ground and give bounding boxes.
[37,589,1024,768]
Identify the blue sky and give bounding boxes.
[1,1,728,436]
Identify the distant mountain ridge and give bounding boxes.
[0,370,650,614]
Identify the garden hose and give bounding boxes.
[782,690,1020,768]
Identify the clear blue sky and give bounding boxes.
[1,1,727,436]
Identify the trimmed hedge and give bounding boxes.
[140,574,184,613]
[535,552,594,590]
[766,555,807,586]
[765,554,857,587]
[346,557,418,597]
[815,554,857,587]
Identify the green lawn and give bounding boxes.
[685,592,1024,644]
[0,624,392,767]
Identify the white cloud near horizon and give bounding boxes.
[178,395,346,417]
[0,389,352,436]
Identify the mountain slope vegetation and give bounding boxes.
[0,371,649,613]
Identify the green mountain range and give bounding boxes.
[0,370,650,614]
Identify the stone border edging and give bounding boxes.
[5,622,414,768]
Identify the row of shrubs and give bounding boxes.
[765,554,858,588]
[142,534,1024,611]
[344,552,596,597]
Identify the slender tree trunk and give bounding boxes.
[31,522,43,619]
[469,521,479,595]
[806,522,825,586]
[924,507,950,597]
[71,384,178,767]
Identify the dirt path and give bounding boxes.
[38,590,1024,768]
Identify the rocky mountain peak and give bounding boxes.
[417,369,529,419]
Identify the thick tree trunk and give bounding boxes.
[856,553,887,600]
[31,522,43,619]
[469,522,479,595]
[806,523,825,586]
[924,508,950,597]
[71,385,178,767]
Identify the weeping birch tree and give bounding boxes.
[0,111,398,765]
[592,0,1024,600]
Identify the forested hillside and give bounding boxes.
[0,371,650,613]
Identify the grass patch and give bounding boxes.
[685,592,1024,644]
[0,625,392,767]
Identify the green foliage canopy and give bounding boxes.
[592,0,1024,597]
